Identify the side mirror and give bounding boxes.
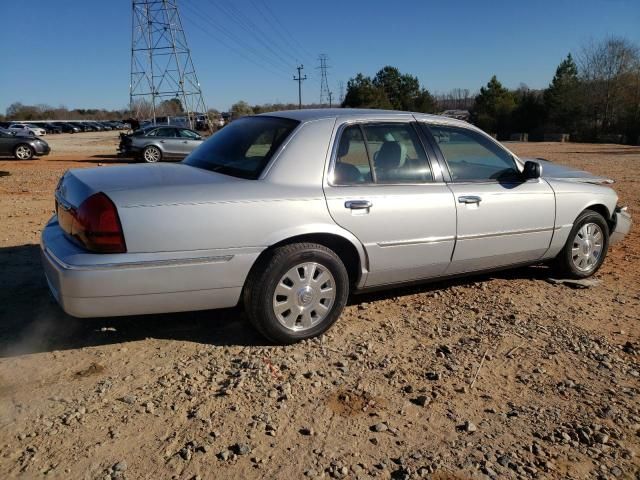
[523,160,542,179]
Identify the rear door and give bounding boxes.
[0,131,13,155]
[151,127,179,157]
[423,123,555,274]
[323,119,457,287]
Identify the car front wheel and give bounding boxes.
[14,144,34,160]
[142,145,162,163]
[554,210,609,279]
[243,243,350,344]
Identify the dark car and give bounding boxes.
[118,126,203,162]
[40,123,63,134]
[0,128,50,159]
[58,123,81,133]
[70,122,91,132]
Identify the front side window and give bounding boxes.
[178,129,200,139]
[184,116,299,179]
[149,127,176,138]
[427,125,519,182]
[332,123,432,185]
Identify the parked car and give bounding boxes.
[9,123,46,136]
[0,128,50,159]
[118,126,203,162]
[70,122,91,132]
[0,121,11,129]
[40,122,63,134]
[41,109,631,344]
[58,122,81,134]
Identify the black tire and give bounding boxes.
[14,144,34,160]
[142,145,162,163]
[243,243,350,344]
[553,209,609,279]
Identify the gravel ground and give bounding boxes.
[0,134,638,479]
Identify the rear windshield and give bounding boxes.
[183,116,299,179]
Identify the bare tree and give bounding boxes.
[578,36,640,135]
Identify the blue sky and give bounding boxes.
[1,0,639,113]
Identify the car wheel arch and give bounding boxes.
[583,203,613,230]
[248,231,368,290]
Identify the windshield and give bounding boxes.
[183,116,299,179]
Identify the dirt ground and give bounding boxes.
[0,132,638,479]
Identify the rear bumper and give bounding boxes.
[40,217,260,318]
[610,206,632,245]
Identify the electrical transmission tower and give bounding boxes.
[317,54,331,105]
[338,81,345,104]
[130,0,209,129]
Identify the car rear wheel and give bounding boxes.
[554,210,609,279]
[14,144,34,160]
[243,243,349,344]
[143,145,162,163]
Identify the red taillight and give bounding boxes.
[72,193,127,253]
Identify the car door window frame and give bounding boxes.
[328,120,441,187]
[421,123,523,184]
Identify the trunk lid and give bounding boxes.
[55,163,245,209]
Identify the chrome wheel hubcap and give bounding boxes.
[16,146,31,159]
[273,262,336,332]
[144,148,160,162]
[572,222,603,272]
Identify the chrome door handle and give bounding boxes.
[345,200,372,210]
[159,140,165,143]
[458,195,481,204]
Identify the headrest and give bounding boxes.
[375,141,402,170]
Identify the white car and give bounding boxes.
[8,123,47,136]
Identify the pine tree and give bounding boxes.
[471,76,516,136]
[544,54,581,132]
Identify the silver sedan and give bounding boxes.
[41,109,631,344]
[118,125,204,162]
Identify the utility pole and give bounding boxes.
[293,64,307,109]
[328,91,333,108]
[130,0,210,129]
[317,54,330,105]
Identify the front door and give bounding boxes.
[324,120,457,287]
[424,124,555,274]
[176,128,202,157]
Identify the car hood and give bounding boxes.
[57,163,246,208]
[525,158,614,185]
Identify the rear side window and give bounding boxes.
[427,125,519,182]
[184,116,299,179]
[332,123,432,185]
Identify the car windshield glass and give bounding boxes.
[183,116,299,179]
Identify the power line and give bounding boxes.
[248,0,312,64]
[293,64,307,109]
[180,0,291,79]
[182,0,291,72]
[256,0,315,61]
[207,0,297,68]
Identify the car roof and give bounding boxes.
[257,108,471,127]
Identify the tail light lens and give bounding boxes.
[64,193,127,253]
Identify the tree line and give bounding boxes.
[341,36,640,144]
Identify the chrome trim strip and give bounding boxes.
[457,226,554,241]
[378,236,455,247]
[45,247,233,271]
